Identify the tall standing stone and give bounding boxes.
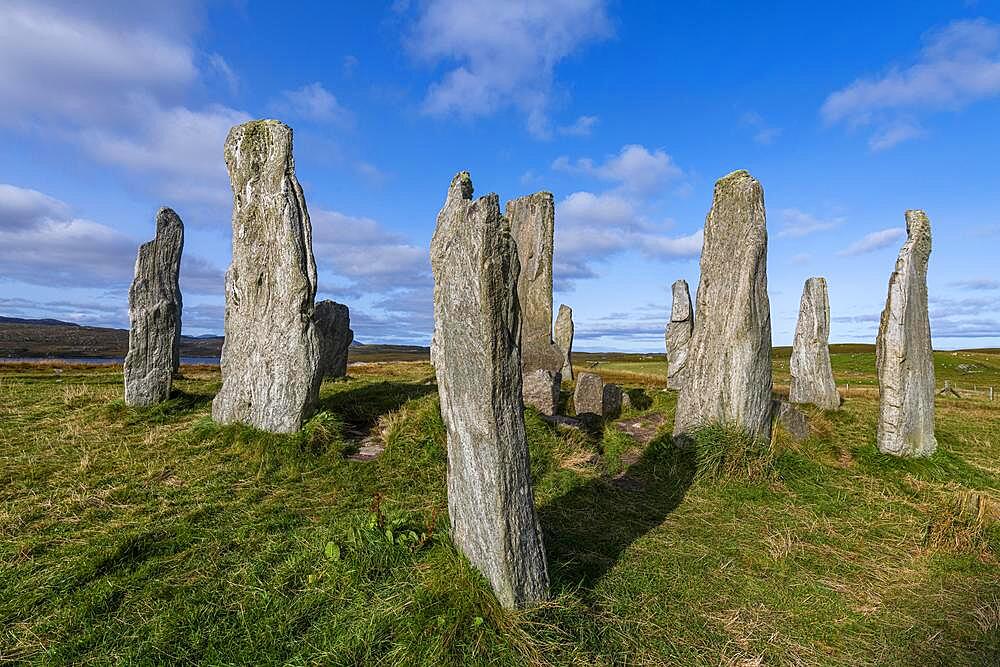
[506,192,563,375]
[211,120,323,434]
[123,208,184,407]
[430,172,549,609]
[674,170,773,441]
[554,304,574,380]
[876,210,937,457]
[789,277,839,410]
[314,300,353,378]
[665,279,693,390]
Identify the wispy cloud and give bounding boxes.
[740,111,782,145]
[838,227,905,256]
[557,115,599,137]
[270,82,351,124]
[777,208,843,238]
[948,278,1000,290]
[552,144,684,195]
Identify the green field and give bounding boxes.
[1,354,998,665]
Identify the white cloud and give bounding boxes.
[207,53,239,94]
[270,83,350,124]
[407,0,612,138]
[948,278,1000,290]
[777,208,843,238]
[553,144,684,195]
[838,227,905,256]
[822,18,1000,149]
[0,184,71,231]
[558,115,599,137]
[740,112,782,145]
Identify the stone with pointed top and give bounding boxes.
[789,277,840,410]
[212,120,323,434]
[314,300,353,378]
[430,171,550,609]
[665,279,693,390]
[124,208,184,407]
[674,170,773,441]
[876,210,937,457]
[554,304,574,380]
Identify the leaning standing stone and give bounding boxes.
[789,277,839,410]
[554,304,574,380]
[674,170,773,441]
[665,279,693,390]
[430,172,550,608]
[211,120,323,434]
[314,300,353,378]
[123,208,184,407]
[507,192,564,375]
[876,210,937,457]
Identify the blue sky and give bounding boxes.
[1,0,999,351]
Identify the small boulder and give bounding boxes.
[523,369,561,416]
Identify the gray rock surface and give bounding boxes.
[212,120,323,434]
[430,171,550,608]
[573,371,622,419]
[674,170,773,441]
[554,304,574,380]
[876,210,937,457]
[314,300,353,378]
[507,192,563,375]
[665,279,693,390]
[123,207,184,407]
[603,383,623,419]
[772,399,811,442]
[789,277,840,410]
[523,369,561,416]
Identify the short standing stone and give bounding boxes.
[523,369,561,416]
[211,120,323,434]
[574,371,622,419]
[430,171,550,608]
[674,170,773,441]
[876,210,937,457]
[665,279,693,390]
[789,277,840,410]
[554,304,574,380]
[314,300,353,378]
[124,208,184,407]
[772,399,811,442]
[507,192,564,375]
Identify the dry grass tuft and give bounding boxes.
[925,487,999,555]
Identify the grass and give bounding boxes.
[1,355,999,665]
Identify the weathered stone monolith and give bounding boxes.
[212,120,323,434]
[523,369,561,416]
[665,279,693,390]
[573,371,622,419]
[123,207,184,407]
[674,170,773,441]
[314,300,353,378]
[789,277,839,410]
[876,210,937,457]
[430,171,550,608]
[554,304,574,380]
[507,192,563,375]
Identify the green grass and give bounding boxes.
[1,356,999,665]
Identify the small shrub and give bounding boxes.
[690,422,777,482]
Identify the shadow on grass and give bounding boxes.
[539,433,696,592]
[317,381,437,432]
[105,388,214,424]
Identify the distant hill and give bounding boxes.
[0,316,80,327]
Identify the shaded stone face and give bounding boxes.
[506,192,563,375]
[665,279,693,390]
[314,300,353,378]
[523,369,561,416]
[673,170,773,441]
[554,304,574,380]
[211,120,323,434]
[789,277,840,410]
[573,372,622,419]
[430,171,550,609]
[123,207,184,407]
[876,210,937,457]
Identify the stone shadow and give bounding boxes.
[316,380,437,435]
[539,432,696,591]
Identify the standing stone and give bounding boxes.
[314,300,353,378]
[123,208,184,407]
[212,120,323,434]
[506,192,563,375]
[665,279,693,390]
[876,210,937,457]
[430,172,550,608]
[523,369,561,416]
[674,170,773,441]
[573,371,622,419]
[789,277,840,410]
[554,304,574,380]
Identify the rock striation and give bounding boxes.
[523,369,561,416]
[875,210,937,457]
[212,120,323,434]
[789,277,839,410]
[123,208,184,407]
[506,192,563,375]
[554,304,574,380]
[430,172,550,608]
[674,170,773,441]
[665,279,693,390]
[314,300,353,378]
